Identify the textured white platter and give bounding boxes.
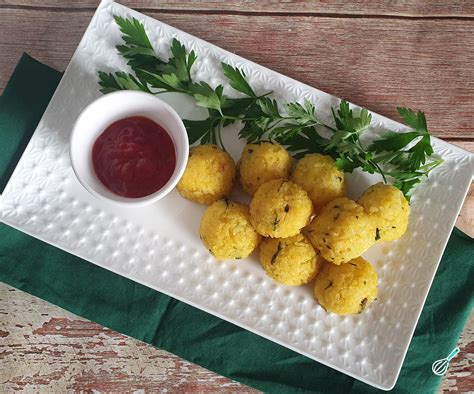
[1,0,473,390]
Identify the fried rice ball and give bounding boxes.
[291,153,346,212]
[358,182,410,242]
[314,257,378,315]
[259,234,322,286]
[177,144,236,205]
[306,198,376,265]
[250,179,313,238]
[238,142,292,195]
[199,199,261,260]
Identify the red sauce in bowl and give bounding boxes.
[92,116,176,198]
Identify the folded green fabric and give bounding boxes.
[1,54,473,393]
[0,54,62,192]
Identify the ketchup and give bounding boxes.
[92,116,176,198]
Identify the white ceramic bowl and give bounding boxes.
[70,90,189,206]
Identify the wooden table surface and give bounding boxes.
[1,1,473,392]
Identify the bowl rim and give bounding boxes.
[69,90,189,207]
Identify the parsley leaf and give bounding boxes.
[98,71,150,94]
[333,101,372,133]
[286,100,318,126]
[183,118,216,144]
[221,97,255,123]
[114,16,162,72]
[192,82,226,114]
[155,39,196,85]
[369,107,435,175]
[397,107,427,132]
[276,127,329,159]
[258,97,280,118]
[222,63,256,97]
[114,15,153,50]
[369,131,422,153]
[136,69,183,92]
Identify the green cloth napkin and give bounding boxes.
[1,54,473,393]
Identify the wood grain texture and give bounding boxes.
[0,284,256,392]
[0,1,473,392]
[1,0,474,17]
[1,10,474,139]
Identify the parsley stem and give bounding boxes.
[385,159,441,180]
[321,124,337,133]
[420,159,443,170]
[217,121,226,151]
[370,160,388,183]
[372,151,401,164]
[269,118,286,129]
[256,91,273,99]
[222,115,259,121]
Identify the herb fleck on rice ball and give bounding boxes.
[177,144,235,205]
[306,198,376,265]
[238,142,292,195]
[200,199,261,260]
[291,153,346,212]
[259,233,321,286]
[358,182,410,242]
[314,257,378,315]
[250,179,313,238]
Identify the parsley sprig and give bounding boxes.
[98,15,442,199]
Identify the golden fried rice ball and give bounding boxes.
[314,257,378,315]
[199,199,261,260]
[177,144,236,205]
[291,154,346,212]
[238,142,292,195]
[306,198,376,265]
[259,234,322,286]
[358,182,410,242]
[250,179,313,238]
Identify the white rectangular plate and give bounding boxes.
[1,1,472,389]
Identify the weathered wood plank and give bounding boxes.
[0,283,256,392]
[1,0,474,17]
[1,9,474,139]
